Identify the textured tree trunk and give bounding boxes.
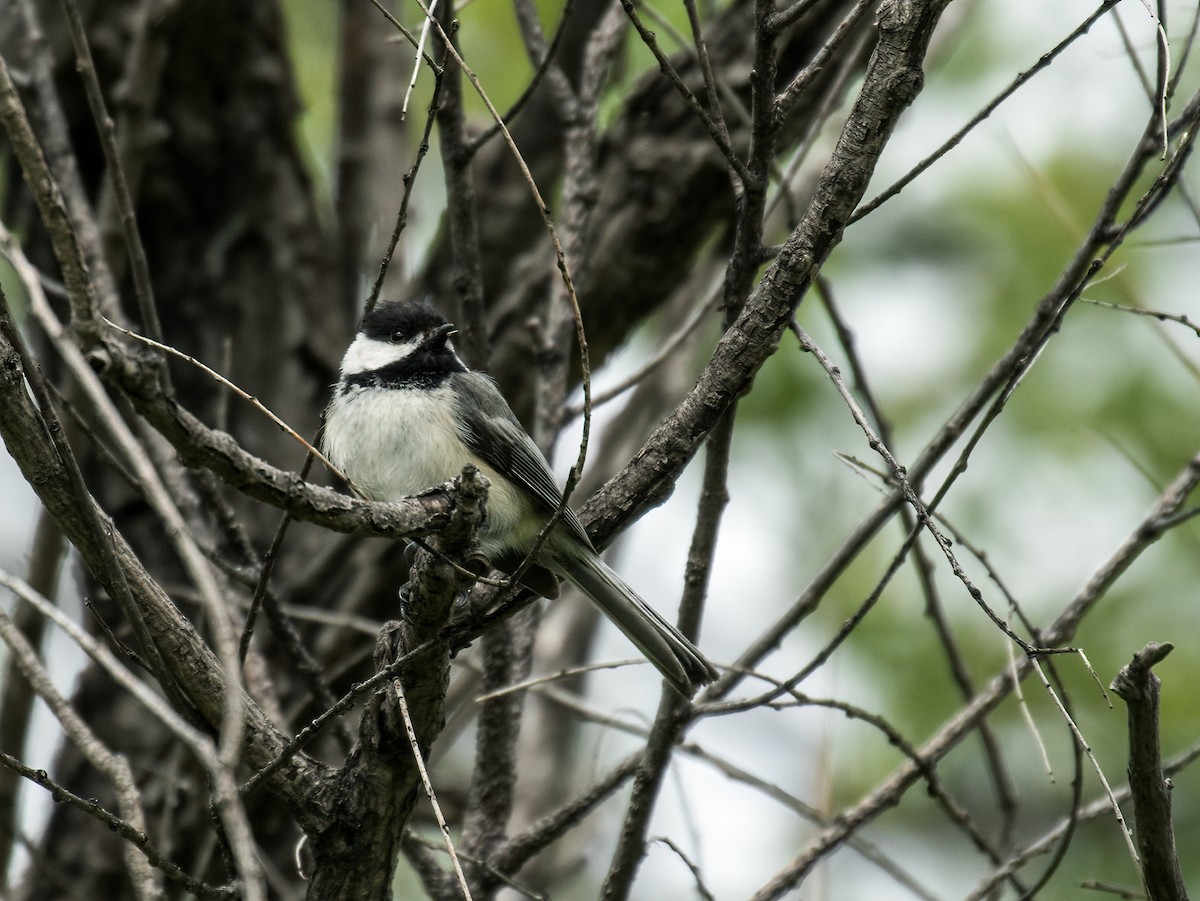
[6,1,338,894]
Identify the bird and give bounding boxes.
[321,300,718,695]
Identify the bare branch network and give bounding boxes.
[0,0,1198,899]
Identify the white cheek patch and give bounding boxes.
[340,334,418,375]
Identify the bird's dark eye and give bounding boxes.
[390,330,405,343]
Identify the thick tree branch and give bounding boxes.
[0,297,334,833]
[583,0,947,543]
[1111,642,1189,901]
[105,353,457,539]
[0,51,101,334]
[306,466,487,899]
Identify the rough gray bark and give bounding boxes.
[1112,643,1190,901]
[3,0,341,894]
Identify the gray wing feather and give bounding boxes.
[451,373,594,549]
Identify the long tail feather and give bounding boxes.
[553,551,717,695]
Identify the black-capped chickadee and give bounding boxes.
[322,301,717,695]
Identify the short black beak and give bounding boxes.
[426,323,458,348]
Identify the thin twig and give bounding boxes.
[651,837,718,901]
[403,0,439,118]
[473,658,644,701]
[0,51,101,331]
[238,510,293,665]
[509,0,576,113]
[1082,297,1200,338]
[851,0,1124,223]
[1167,1,1200,104]
[103,317,355,487]
[966,740,1200,899]
[461,0,578,159]
[767,26,874,226]
[394,679,474,900]
[746,451,1200,898]
[368,58,444,312]
[818,276,1022,856]
[1008,639,1055,781]
[0,565,266,899]
[793,322,1040,652]
[1138,0,1170,156]
[1028,656,1143,880]
[403,832,545,900]
[771,0,874,120]
[59,0,168,371]
[0,751,234,899]
[681,0,731,148]
[561,285,720,419]
[0,599,159,899]
[601,396,734,898]
[615,0,756,187]
[3,278,263,896]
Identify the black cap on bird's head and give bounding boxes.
[340,302,464,382]
[360,302,456,348]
